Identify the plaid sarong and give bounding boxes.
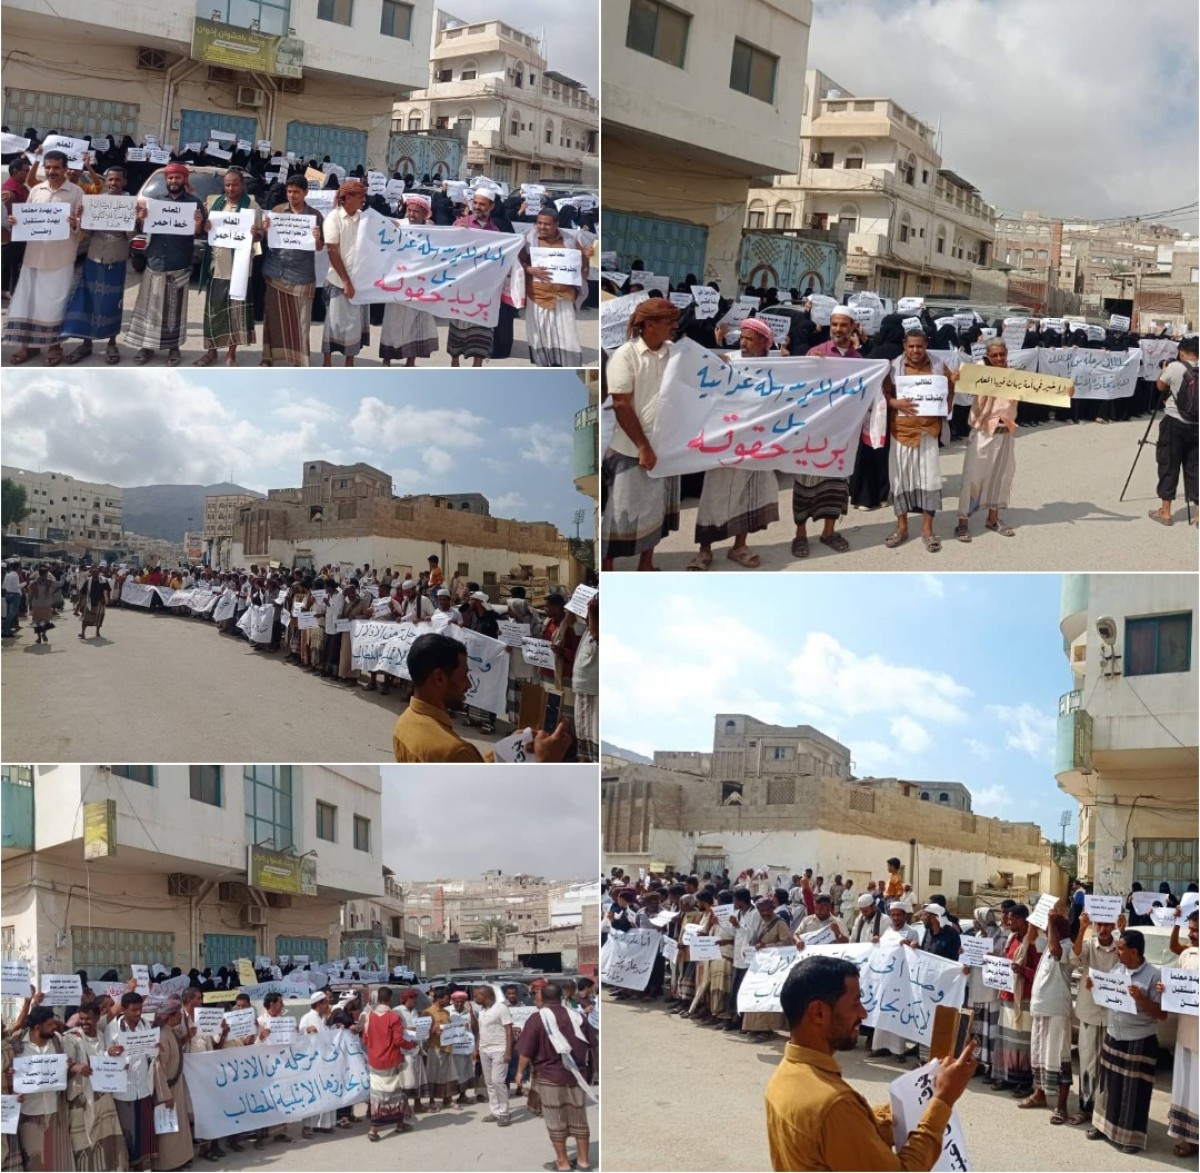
[262,276,314,365]
[61,257,127,340]
[1092,1031,1157,1151]
[124,266,190,350]
[202,276,255,347]
[601,451,681,561]
[697,468,779,543]
[321,284,369,355]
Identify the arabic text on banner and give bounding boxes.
[599,930,660,992]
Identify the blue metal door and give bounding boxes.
[178,109,259,151]
[385,132,463,181]
[339,937,385,967]
[604,211,708,286]
[285,122,368,173]
[203,933,257,972]
[275,935,328,964]
[738,231,843,295]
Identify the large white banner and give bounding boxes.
[236,603,275,644]
[1037,347,1140,399]
[348,209,524,327]
[119,582,176,608]
[184,1030,367,1139]
[349,620,508,716]
[599,929,660,992]
[647,339,888,478]
[1138,338,1179,379]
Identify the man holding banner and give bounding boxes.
[196,168,260,368]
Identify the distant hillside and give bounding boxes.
[122,482,263,541]
[601,741,652,764]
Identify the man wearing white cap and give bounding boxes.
[434,587,462,627]
[867,901,921,1060]
[449,187,512,366]
[921,903,961,960]
[379,192,439,366]
[847,891,883,944]
[299,991,337,1136]
[399,579,434,623]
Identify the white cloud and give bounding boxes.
[985,703,1056,760]
[391,468,424,492]
[890,715,932,755]
[971,784,1012,815]
[489,492,527,516]
[964,738,995,761]
[502,423,571,468]
[916,574,945,599]
[853,740,896,773]
[349,398,489,450]
[423,448,455,475]
[271,395,340,426]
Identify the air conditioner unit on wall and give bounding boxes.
[237,86,266,108]
[242,904,267,925]
[168,873,203,897]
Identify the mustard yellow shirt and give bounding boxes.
[392,696,485,764]
[765,1042,951,1171]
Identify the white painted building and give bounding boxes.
[2,465,123,546]
[2,0,433,171]
[750,69,996,299]
[1,765,383,983]
[549,880,600,927]
[602,0,812,290]
[1055,574,1198,897]
[392,10,598,186]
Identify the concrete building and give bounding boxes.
[341,868,421,972]
[115,531,186,567]
[750,68,996,300]
[605,714,1065,914]
[1,0,433,172]
[1,765,384,984]
[2,466,122,546]
[392,10,598,186]
[403,872,551,942]
[1055,575,1198,897]
[204,492,261,569]
[602,0,812,291]
[228,459,572,595]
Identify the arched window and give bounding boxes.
[920,791,930,801]
[1023,248,1035,260]
[724,720,737,732]
[936,226,946,255]
[899,213,913,244]
[900,151,917,186]
[1036,248,1049,260]
[747,200,767,229]
[843,143,865,170]
[407,113,422,130]
[455,107,475,131]
[838,203,859,233]
[939,793,949,802]
[773,204,793,229]
[545,119,554,145]
[459,58,479,81]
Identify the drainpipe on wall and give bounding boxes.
[251,71,279,146]
[908,838,917,903]
[160,60,203,145]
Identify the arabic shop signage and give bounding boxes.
[191,17,304,79]
[83,799,117,860]
[247,845,301,894]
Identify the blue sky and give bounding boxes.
[603,573,1080,842]
[1,370,592,537]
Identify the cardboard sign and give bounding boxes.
[956,361,1073,409]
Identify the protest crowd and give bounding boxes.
[601,859,1199,1170]
[1,955,598,1173]
[598,276,1198,570]
[0,556,599,764]
[0,129,598,369]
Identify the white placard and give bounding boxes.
[1027,893,1058,931]
[1001,318,1029,351]
[690,286,720,320]
[1,133,31,155]
[333,618,352,634]
[1162,967,1199,1016]
[412,1016,432,1041]
[1089,967,1137,1014]
[1131,890,1166,916]
[1084,894,1124,923]
[1183,892,1200,921]
[600,929,661,991]
[1,961,30,998]
[89,1055,129,1093]
[519,636,554,670]
[266,212,317,251]
[890,1059,972,1171]
[981,955,1015,993]
[713,904,736,926]
[154,1103,180,1134]
[497,619,530,648]
[530,246,583,287]
[669,291,693,310]
[959,935,993,967]
[11,201,71,242]
[81,194,138,232]
[13,1053,68,1093]
[236,139,253,153]
[661,936,679,962]
[757,312,793,346]
[808,294,838,327]
[40,134,89,166]
[223,1007,257,1036]
[895,374,949,417]
[148,149,172,165]
[119,1027,161,1061]
[40,973,83,1002]
[601,290,649,352]
[493,728,535,764]
[264,1015,297,1044]
[798,923,838,947]
[565,584,597,619]
[143,198,199,236]
[193,1007,225,1036]
[689,936,721,961]
[1150,906,1179,928]
[207,208,255,250]
[130,964,151,996]
[1109,314,1131,331]
[257,140,272,152]
[0,1096,19,1135]
[902,316,923,332]
[209,128,236,142]
[897,297,925,313]
[125,147,148,162]
[206,143,233,161]
[297,611,319,630]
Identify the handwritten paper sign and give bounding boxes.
[41,973,83,1002]
[956,362,1073,409]
[758,312,793,346]
[223,1007,257,1037]
[411,1016,432,1041]
[492,728,535,764]
[148,149,172,165]
[715,299,755,333]
[600,929,660,991]
[119,1027,161,1061]
[1,1096,19,1135]
[1109,314,1131,331]
[565,584,597,619]
[797,923,838,947]
[264,1015,297,1044]
[660,936,678,962]
[896,374,949,417]
[519,637,555,670]
[297,611,319,630]
[669,291,693,311]
[1090,967,1140,1014]
[690,286,720,319]
[143,198,198,236]
[497,619,530,648]
[600,290,649,352]
[13,1053,68,1092]
[41,134,89,166]
[808,294,838,327]
[81,194,138,232]
[959,935,993,967]
[125,147,148,162]
[1084,895,1124,923]
[890,1059,972,1171]
[267,212,316,251]
[206,142,233,161]
[1138,338,1179,379]
[155,1103,180,1134]
[348,208,523,328]
[714,904,736,926]
[1037,347,1140,400]
[530,246,583,287]
[89,1055,129,1093]
[1,133,31,155]
[1,961,30,997]
[1131,891,1166,917]
[193,1007,225,1036]
[689,936,722,961]
[1027,893,1058,931]
[1161,967,1199,1016]
[12,202,71,242]
[903,316,923,332]
[981,955,1015,993]
[648,339,888,478]
[1001,318,1029,350]
[207,209,255,249]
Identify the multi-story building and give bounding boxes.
[116,531,186,567]
[1055,575,1198,896]
[403,872,551,941]
[604,714,1065,914]
[750,68,996,300]
[602,0,812,291]
[1,765,384,984]
[1,466,122,546]
[2,0,433,171]
[341,868,421,972]
[229,459,573,595]
[204,492,261,569]
[392,10,598,186]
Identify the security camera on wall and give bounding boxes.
[1095,616,1118,646]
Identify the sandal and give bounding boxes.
[105,343,121,365]
[134,349,153,365]
[1148,509,1173,527]
[790,536,809,558]
[1174,1142,1198,1157]
[884,530,907,549]
[686,551,712,572]
[167,349,181,366]
[726,547,761,568]
[193,351,218,367]
[8,348,36,365]
[65,343,93,365]
[368,1131,381,1142]
[953,521,971,542]
[922,534,941,553]
[985,520,1016,536]
[818,532,850,553]
[1066,1112,1089,1126]
[1050,1109,1067,1125]
[44,346,64,367]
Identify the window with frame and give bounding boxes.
[211,0,290,36]
[380,0,413,38]
[316,800,337,842]
[815,152,834,169]
[244,766,294,849]
[317,0,352,24]
[957,880,973,898]
[625,0,689,68]
[1,766,32,786]
[1126,612,1192,676]
[773,210,792,229]
[899,219,911,244]
[353,815,371,852]
[72,927,176,979]
[111,765,154,785]
[189,765,222,806]
[730,39,777,103]
[928,868,943,886]
[747,209,765,228]
[407,114,421,130]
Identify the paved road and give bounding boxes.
[1,274,599,368]
[608,417,1198,572]
[601,996,1191,1172]
[192,1093,596,1171]
[0,604,506,762]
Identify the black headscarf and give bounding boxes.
[867,313,907,362]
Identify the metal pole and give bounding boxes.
[1118,403,1160,502]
